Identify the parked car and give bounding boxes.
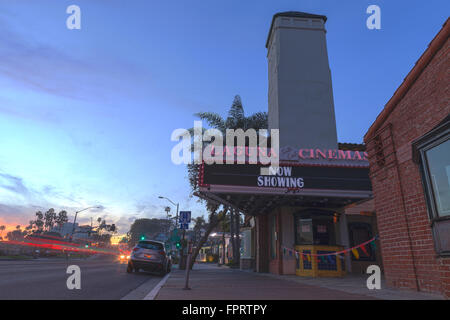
[127,240,171,276]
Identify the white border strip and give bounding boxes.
[143,273,171,300]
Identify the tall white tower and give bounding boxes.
[267,12,338,151]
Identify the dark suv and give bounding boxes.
[127,240,171,276]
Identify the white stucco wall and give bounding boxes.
[267,15,338,150]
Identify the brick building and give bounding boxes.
[364,19,449,298]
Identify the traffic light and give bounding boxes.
[176,242,181,249]
[85,244,89,248]
[140,235,145,241]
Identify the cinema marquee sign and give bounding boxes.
[298,149,368,161]
[200,163,372,192]
[203,147,368,162]
[257,166,304,188]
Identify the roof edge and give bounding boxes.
[265,11,328,48]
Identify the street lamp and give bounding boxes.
[71,206,102,241]
[158,196,179,227]
[159,195,185,263]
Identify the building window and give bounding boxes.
[424,139,450,217]
[413,116,450,256]
[294,210,336,246]
[296,218,313,244]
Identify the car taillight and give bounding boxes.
[133,248,140,252]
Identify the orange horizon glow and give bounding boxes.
[0,220,126,244]
[0,221,26,234]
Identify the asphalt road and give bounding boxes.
[0,256,164,300]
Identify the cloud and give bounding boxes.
[114,215,139,234]
[0,173,30,196]
[0,16,152,104]
[135,201,160,216]
[90,205,106,213]
[0,203,36,228]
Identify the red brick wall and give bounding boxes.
[365,37,450,297]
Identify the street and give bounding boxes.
[0,256,163,300]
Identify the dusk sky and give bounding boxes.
[0,0,448,235]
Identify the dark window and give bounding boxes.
[138,241,164,250]
[413,116,450,256]
[294,210,336,245]
[296,218,313,244]
[424,139,450,217]
[348,223,375,261]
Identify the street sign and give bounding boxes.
[179,223,189,230]
[179,211,191,224]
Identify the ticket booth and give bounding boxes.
[294,209,346,277]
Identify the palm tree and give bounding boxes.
[55,210,68,233]
[194,95,268,133]
[0,225,5,238]
[34,211,44,232]
[188,95,268,192]
[187,95,268,268]
[44,208,56,231]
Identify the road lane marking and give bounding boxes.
[143,273,171,300]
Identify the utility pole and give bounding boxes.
[159,196,182,264]
[183,241,192,290]
[229,209,235,266]
[71,206,101,241]
[235,211,241,267]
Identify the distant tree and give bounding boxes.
[0,225,5,238]
[33,211,44,232]
[119,237,128,244]
[219,212,231,264]
[107,224,117,234]
[44,208,57,231]
[186,95,267,268]
[55,210,68,231]
[7,226,27,241]
[189,204,228,269]
[192,216,206,244]
[128,218,171,246]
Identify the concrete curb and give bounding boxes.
[143,273,171,300]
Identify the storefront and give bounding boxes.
[364,19,449,297]
[197,145,382,276]
[195,11,383,277]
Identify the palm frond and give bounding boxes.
[194,112,226,132]
[245,112,268,130]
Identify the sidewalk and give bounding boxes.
[254,270,444,300]
[155,264,373,300]
[155,264,444,300]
